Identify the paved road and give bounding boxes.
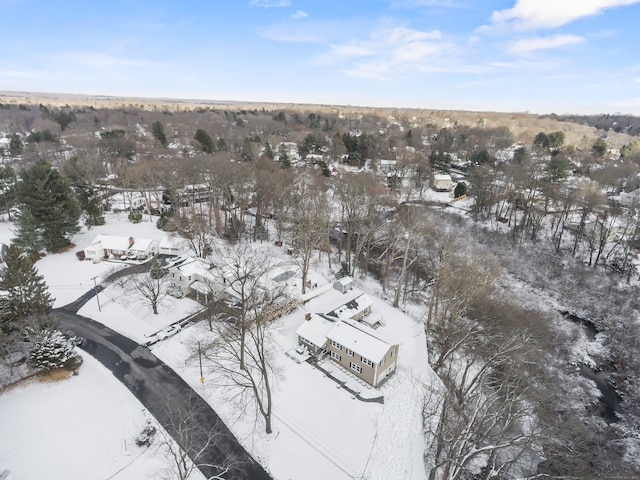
[55,297,271,480]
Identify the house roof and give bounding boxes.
[295,313,336,348]
[89,234,131,251]
[129,238,157,252]
[326,293,374,321]
[433,174,452,181]
[326,319,394,363]
[169,257,214,278]
[159,235,184,249]
[334,276,353,288]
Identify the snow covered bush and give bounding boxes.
[28,329,80,372]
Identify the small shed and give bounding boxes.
[333,276,353,294]
[432,174,453,192]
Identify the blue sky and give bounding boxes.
[2,0,640,114]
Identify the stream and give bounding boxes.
[560,311,621,422]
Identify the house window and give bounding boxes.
[350,362,362,374]
[361,356,373,367]
[346,348,354,357]
[390,349,396,357]
[331,340,342,350]
[380,356,386,366]
[331,351,341,362]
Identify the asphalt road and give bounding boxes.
[54,299,271,480]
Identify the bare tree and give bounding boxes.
[214,243,284,369]
[132,259,168,315]
[290,173,330,294]
[157,393,238,480]
[204,310,277,435]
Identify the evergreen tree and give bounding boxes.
[0,245,53,332]
[17,159,81,252]
[8,133,22,156]
[12,209,46,254]
[194,128,214,153]
[151,121,168,146]
[29,329,79,372]
[454,181,468,198]
[0,163,16,219]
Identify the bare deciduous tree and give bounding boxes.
[157,393,238,480]
[132,260,168,315]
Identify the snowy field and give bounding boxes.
[0,353,200,480]
[0,212,438,480]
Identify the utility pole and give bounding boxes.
[92,276,102,312]
[198,340,204,385]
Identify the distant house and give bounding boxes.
[378,159,398,174]
[167,256,217,299]
[84,235,133,261]
[127,238,159,260]
[109,192,145,212]
[83,235,158,262]
[432,173,453,192]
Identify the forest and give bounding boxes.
[1,98,640,479]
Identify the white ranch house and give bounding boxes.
[84,235,159,262]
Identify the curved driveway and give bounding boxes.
[55,292,270,480]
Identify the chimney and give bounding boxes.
[305,313,311,321]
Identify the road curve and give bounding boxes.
[54,306,271,480]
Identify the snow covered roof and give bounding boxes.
[326,293,373,321]
[169,256,214,279]
[159,235,184,249]
[433,174,452,181]
[129,238,156,252]
[89,234,131,251]
[326,319,395,363]
[295,313,336,348]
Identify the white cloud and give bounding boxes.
[487,0,640,30]
[323,26,452,79]
[291,10,308,20]
[508,34,585,54]
[50,52,164,70]
[249,0,291,7]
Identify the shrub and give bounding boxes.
[29,329,80,372]
[454,181,468,198]
[128,210,143,224]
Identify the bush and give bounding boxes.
[454,181,468,198]
[128,210,143,224]
[29,329,80,372]
[156,209,174,231]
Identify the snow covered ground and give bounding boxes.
[0,353,199,480]
[0,212,438,480]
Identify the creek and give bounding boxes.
[560,311,621,422]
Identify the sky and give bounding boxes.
[1,0,640,115]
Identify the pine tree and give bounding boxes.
[0,245,54,332]
[29,329,79,372]
[151,121,167,146]
[12,209,46,254]
[17,158,81,252]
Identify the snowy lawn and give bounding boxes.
[0,353,200,480]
